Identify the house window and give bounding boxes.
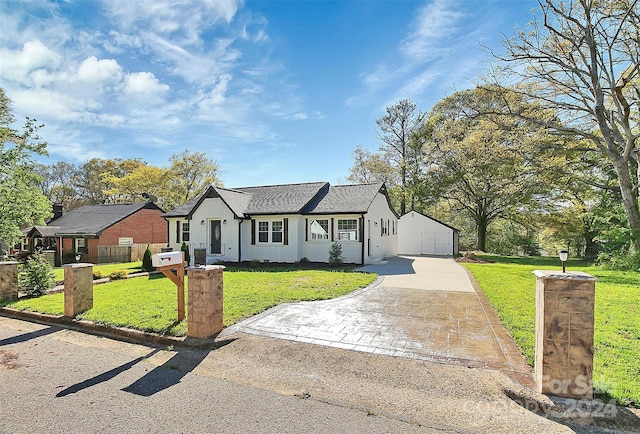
[337,219,358,241]
[392,219,397,235]
[119,237,133,246]
[272,221,283,243]
[257,220,283,244]
[75,238,86,253]
[381,219,389,236]
[258,221,269,243]
[310,219,329,240]
[182,222,190,242]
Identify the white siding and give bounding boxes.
[398,211,456,256]
[166,197,239,264]
[362,192,398,264]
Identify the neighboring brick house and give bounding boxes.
[25,202,167,265]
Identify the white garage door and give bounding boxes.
[421,231,452,255]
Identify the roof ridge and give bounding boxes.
[232,181,328,190]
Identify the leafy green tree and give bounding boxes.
[102,163,169,206]
[422,87,556,252]
[0,88,51,249]
[165,150,222,210]
[491,0,640,251]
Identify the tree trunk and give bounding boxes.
[476,218,488,252]
[608,152,640,252]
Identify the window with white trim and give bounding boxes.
[310,219,329,240]
[381,219,389,236]
[258,220,283,244]
[337,219,358,241]
[272,221,283,243]
[182,222,190,242]
[258,221,269,243]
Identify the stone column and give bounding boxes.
[533,270,596,399]
[187,265,224,339]
[0,261,19,301]
[64,263,94,317]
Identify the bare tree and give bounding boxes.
[489,0,640,250]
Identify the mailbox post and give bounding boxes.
[152,251,187,321]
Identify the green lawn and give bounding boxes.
[6,268,376,337]
[53,261,144,281]
[460,255,640,407]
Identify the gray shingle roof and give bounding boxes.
[163,181,392,219]
[306,182,386,214]
[49,202,161,235]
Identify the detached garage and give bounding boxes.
[398,211,459,256]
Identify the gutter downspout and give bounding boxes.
[238,219,243,263]
[360,214,365,265]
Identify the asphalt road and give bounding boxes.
[0,318,434,434]
[2,317,638,433]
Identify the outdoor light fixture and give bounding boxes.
[75,253,81,263]
[200,220,205,225]
[223,219,227,224]
[558,250,569,273]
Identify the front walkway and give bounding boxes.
[222,256,534,387]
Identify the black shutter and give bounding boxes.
[305,218,308,242]
[331,218,334,242]
[176,220,181,243]
[283,218,289,245]
[251,219,256,245]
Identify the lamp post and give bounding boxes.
[558,249,568,273]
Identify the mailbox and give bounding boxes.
[152,251,183,267]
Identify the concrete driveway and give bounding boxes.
[222,255,533,386]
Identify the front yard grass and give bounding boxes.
[53,261,143,281]
[460,255,640,407]
[5,268,376,337]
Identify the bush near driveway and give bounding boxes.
[460,255,640,407]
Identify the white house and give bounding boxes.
[163,181,398,265]
[398,211,459,256]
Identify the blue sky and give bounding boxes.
[1,0,539,188]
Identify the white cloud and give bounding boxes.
[0,40,60,85]
[123,71,170,97]
[400,0,463,60]
[103,0,243,45]
[77,56,123,84]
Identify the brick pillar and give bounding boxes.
[533,270,596,399]
[64,263,94,317]
[187,265,224,339]
[0,261,19,301]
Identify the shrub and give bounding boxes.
[328,241,344,267]
[18,250,55,296]
[142,244,153,271]
[597,251,640,272]
[93,270,105,280]
[181,242,191,264]
[108,270,128,280]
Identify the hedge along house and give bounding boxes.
[163,181,399,265]
[398,210,460,256]
[24,202,168,265]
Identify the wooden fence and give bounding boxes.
[90,243,167,264]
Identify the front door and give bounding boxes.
[210,220,222,254]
